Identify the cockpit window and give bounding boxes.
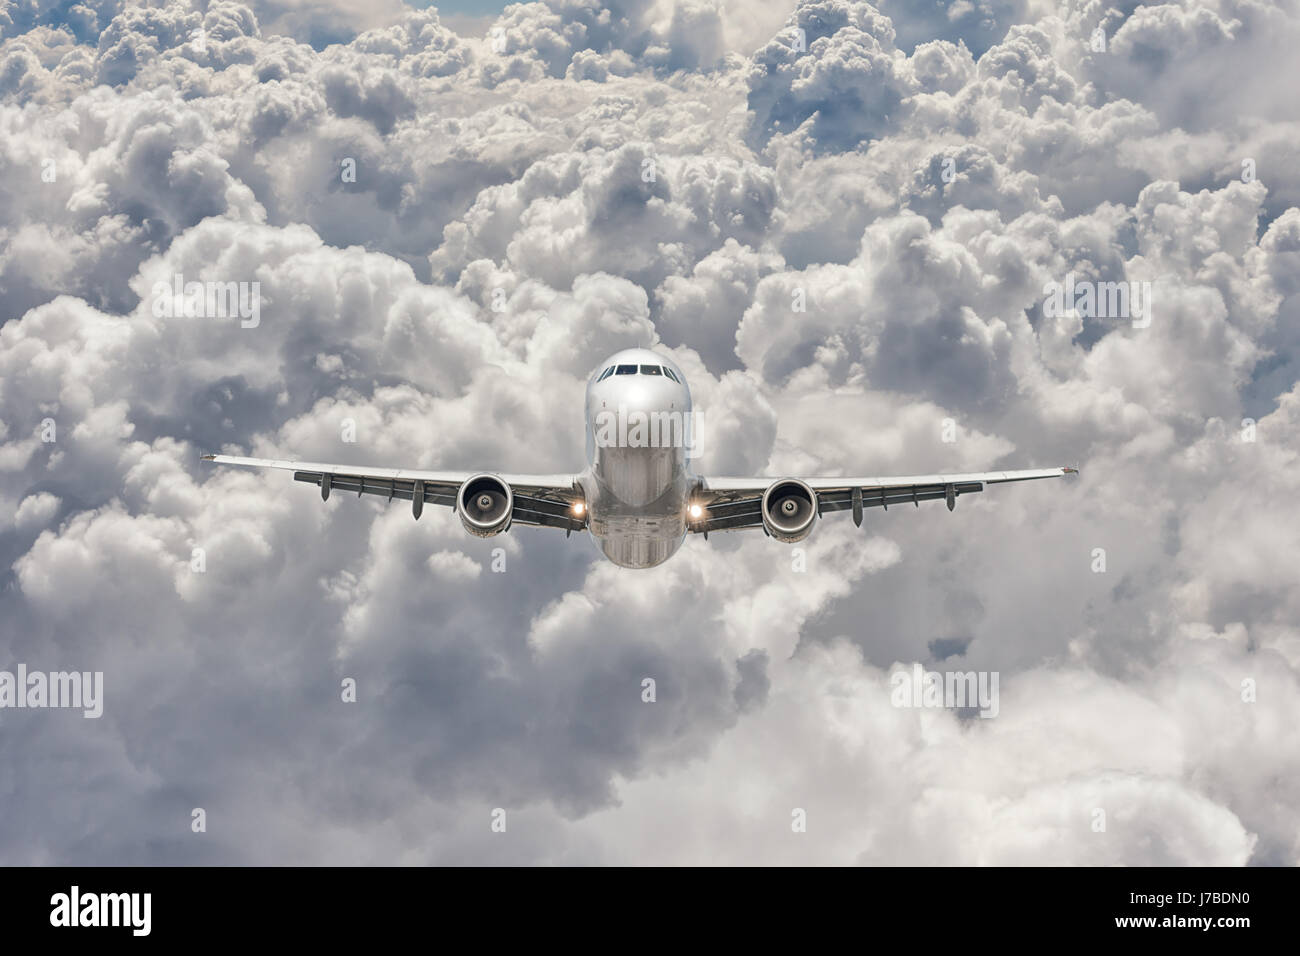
[596,366,615,382]
[640,364,662,375]
[615,364,636,375]
[662,367,680,383]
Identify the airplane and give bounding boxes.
[203,347,1077,568]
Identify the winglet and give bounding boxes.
[1062,464,1079,475]
[201,454,216,461]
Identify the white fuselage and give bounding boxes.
[580,348,695,568]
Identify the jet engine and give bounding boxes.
[457,474,513,537]
[761,478,817,543]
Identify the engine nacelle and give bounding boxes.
[761,478,818,543]
[457,474,513,538]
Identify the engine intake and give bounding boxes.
[761,478,817,543]
[457,474,513,537]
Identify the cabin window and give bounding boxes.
[641,364,662,375]
[662,367,680,383]
[597,366,615,381]
[615,364,636,375]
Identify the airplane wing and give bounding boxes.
[691,467,1077,535]
[201,454,587,534]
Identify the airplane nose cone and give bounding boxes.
[589,377,688,508]
[615,378,679,414]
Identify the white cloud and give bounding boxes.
[0,0,1297,865]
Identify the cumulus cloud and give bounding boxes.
[0,0,1297,865]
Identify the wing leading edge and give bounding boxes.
[693,467,1077,534]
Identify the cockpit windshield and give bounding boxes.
[598,363,682,381]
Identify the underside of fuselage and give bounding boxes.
[593,515,686,569]
[586,458,689,568]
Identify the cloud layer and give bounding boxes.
[1,0,1297,864]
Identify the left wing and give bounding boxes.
[201,454,586,534]
[692,467,1077,535]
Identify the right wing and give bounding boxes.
[201,454,587,533]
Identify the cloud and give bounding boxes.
[0,0,1298,865]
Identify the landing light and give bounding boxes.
[689,504,703,519]
[572,501,585,516]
